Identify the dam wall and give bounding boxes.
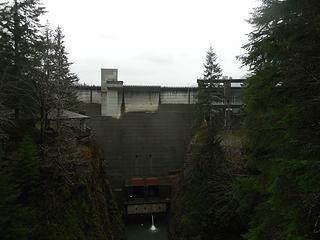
[80,103,194,187]
[123,86,160,113]
[76,68,244,186]
[76,85,197,118]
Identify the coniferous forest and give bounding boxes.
[1,0,320,239]
[0,0,124,239]
[170,0,320,239]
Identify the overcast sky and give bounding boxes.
[41,0,259,86]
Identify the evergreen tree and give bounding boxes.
[237,0,320,239]
[203,45,222,81]
[196,46,224,130]
[36,24,78,143]
[0,136,40,239]
[170,122,246,240]
[51,26,78,113]
[49,26,79,179]
[0,0,45,119]
[0,2,125,239]
[0,1,12,87]
[37,22,56,142]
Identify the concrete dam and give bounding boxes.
[77,69,243,214]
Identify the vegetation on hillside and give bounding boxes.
[0,1,124,239]
[169,125,247,240]
[171,0,320,239]
[0,131,125,240]
[170,46,247,240]
[236,0,320,238]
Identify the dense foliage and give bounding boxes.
[170,46,245,240]
[171,0,320,239]
[236,0,320,239]
[169,126,246,240]
[0,132,125,240]
[0,1,124,239]
[0,0,45,119]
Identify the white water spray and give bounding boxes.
[150,214,157,231]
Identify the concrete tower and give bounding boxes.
[101,69,123,118]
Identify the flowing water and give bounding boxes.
[125,215,168,240]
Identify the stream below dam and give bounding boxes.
[125,215,168,240]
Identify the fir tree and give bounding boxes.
[52,26,78,111]
[0,2,125,239]
[237,0,320,239]
[37,22,56,143]
[48,26,79,134]
[0,0,45,119]
[196,46,224,130]
[0,136,40,239]
[203,45,222,81]
[34,25,81,187]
